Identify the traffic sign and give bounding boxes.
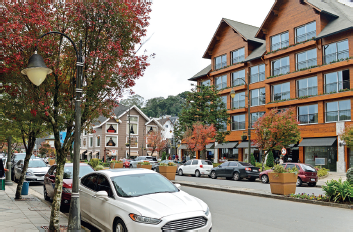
[281,148,287,156]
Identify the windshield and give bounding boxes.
[301,164,316,172]
[15,154,36,161]
[63,165,94,179]
[111,173,178,197]
[28,160,47,168]
[239,162,253,166]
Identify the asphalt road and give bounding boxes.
[181,186,353,232]
[175,174,325,195]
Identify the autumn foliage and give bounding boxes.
[146,131,166,156]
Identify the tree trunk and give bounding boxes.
[200,149,206,160]
[261,152,268,172]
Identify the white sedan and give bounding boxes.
[178,159,213,177]
[79,169,212,232]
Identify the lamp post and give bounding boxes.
[21,31,83,232]
[230,73,251,163]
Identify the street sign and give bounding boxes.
[281,148,287,156]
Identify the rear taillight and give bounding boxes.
[200,165,203,168]
[258,168,261,172]
[245,168,251,171]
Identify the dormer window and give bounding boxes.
[214,54,227,70]
[271,31,289,51]
[231,47,245,64]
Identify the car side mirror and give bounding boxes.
[96,190,109,200]
[174,183,181,190]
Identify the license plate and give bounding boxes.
[37,176,44,180]
[253,170,258,172]
[311,179,315,181]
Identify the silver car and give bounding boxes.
[14,158,49,182]
[129,156,158,168]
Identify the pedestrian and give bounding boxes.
[175,154,178,161]
[0,159,7,178]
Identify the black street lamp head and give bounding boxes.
[21,51,52,86]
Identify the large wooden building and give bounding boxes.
[188,0,353,172]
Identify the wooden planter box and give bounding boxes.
[49,159,56,166]
[159,166,177,180]
[137,164,152,170]
[110,163,123,169]
[268,172,297,195]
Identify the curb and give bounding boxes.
[176,181,353,210]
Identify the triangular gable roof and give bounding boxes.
[116,105,151,122]
[145,118,164,130]
[188,64,211,81]
[255,0,344,39]
[92,105,129,128]
[203,18,264,59]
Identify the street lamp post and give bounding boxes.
[21,31,83,232]
[230,72,251,163]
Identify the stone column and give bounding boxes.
[336,122,346,173]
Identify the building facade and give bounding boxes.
[80,105,163,161]
[188,0,353,172]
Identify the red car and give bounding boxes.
[121,158,131,168]
[259,163,318,187]
[43,163,94,208]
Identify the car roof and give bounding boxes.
[52,163,90,167]
[95,168,156,177]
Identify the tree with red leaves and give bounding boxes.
[182,122,217,160]
[4,2,152,231]
[147,131,167,157]
[252,108,301,171]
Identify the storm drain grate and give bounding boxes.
[40,225,68,232]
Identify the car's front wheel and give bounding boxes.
[113,218,127,232]
[296,177,302,187]
[233,172,241,181]
[261,174,269,184]
[210,171,217,179]
[178,169,183,176]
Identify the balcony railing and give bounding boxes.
[273,91,290,101]
[215,82,227,90]
[298,113,318,124]
[232,100,245,109]
[232,55,244,64]
[297,58,317,70]
[231,122,245,130]
[325,80,350,93]
[324,50,349,64]
[271,40,289,51]
[272,65,289,76]
[296,30,316,43]
[232,78,245,86]
[297,86,317,97]
[215,61,227,70]
[250,72,265,83]
[325,110,351,122]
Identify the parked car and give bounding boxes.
[79,169,212,232]
[259,163,318,186]
[11,153,37,180]
[152,160,181,173]
[14,158,49,182]
[43,163,94,207]
[210,161,260,181]
[129,156,158,168]
[177,159,213,177]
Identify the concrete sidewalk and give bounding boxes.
[317,172,347,187]
[0,183,79,232]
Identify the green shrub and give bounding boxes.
[89,158,100,168]
[94,165,104,171]
[250,154,256,166]
[322,179,353,202]
[161,152,167,161]
[213,163,221,168]
[159,162,176,166]
[315,166,329,177]
[110,160,123,164]
[255,162,262,168]
[138,161,151,165]
[102,162,110,167]
[346,167,353,184]
[272,164,298,174]
[266,151,274,167]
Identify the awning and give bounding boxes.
[178,144,188,150]
[299,137,336,147]
[236,141,256,148]
[206,143,215,149]
[215,142,238,149]
[129,152,139,156]
[152,152,158,156]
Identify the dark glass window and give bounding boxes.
[192,160,198,165]
[221,162,229,167]
[231,48,245,64]
[272,82,290,101]
[295,21,316,43]
[271,57,289,76]
[214,54,227,69]
[231,92,245,109]
[296,49,317,70]
[231,114,245,130]
[324,40,349,64]
[201,79,210,87]
[271,31,289,51]
[297,76,317,97]
[202,160,213,165]
[325,100,351,122]
[228,162,238,167]
[298,104,318,124]
[324,70,350,93]
[96,175,114,198]
[231,70,245,86]
[215,75,227,90]
[184,160,192,166]
[250,64,265,83]
[82,174,97,191]
[251,88,265,106]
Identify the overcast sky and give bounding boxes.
[126,0,275,101]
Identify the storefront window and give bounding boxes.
[304,146,337,171]
[221,148,238,160]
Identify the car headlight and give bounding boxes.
[205,206,210,216]
[129,213,161,225]
[26,171,33,176]
[62,187,72,194]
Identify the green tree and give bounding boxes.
[176,85,230,144]
[250,154,256,166]
[266,151,274,167]
[341,124,353,148]
[4,2,152,231]
[120,94,145,108]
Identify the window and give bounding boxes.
[271,31,289,51]
[228,162,238,167]
[192,160,198,165]
[295,21,316,43]
[297,76,317,97]
[202,160,213,165]
[324,40,349,64]
[231,47,245,64]
[251,88,265,106]
[221,162,229,167]
[231,92,245,109]
[272,82,290,101]
[214,54,227,70]
[231,114,245,130]
[200,79,210,86]
[96,175,114,198]
[325,100,351,122]
[296,48,317,70]
[105,136,118,147]
[165,125,168,128]
[231,70,245,86]
[250,112,265,128]
[184,160,192,166]
[89,137,93,147]
[96,136,100,147]
[126,136,138,148]
[250,64,265,83]
[215,75,227,90]
[147,125,158,134]
[298,104,318,124]
[127,116,138,135]
[325,70,350,93]
[82,174,97,191]
[221,96,227,109]
[271,57,289,76]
